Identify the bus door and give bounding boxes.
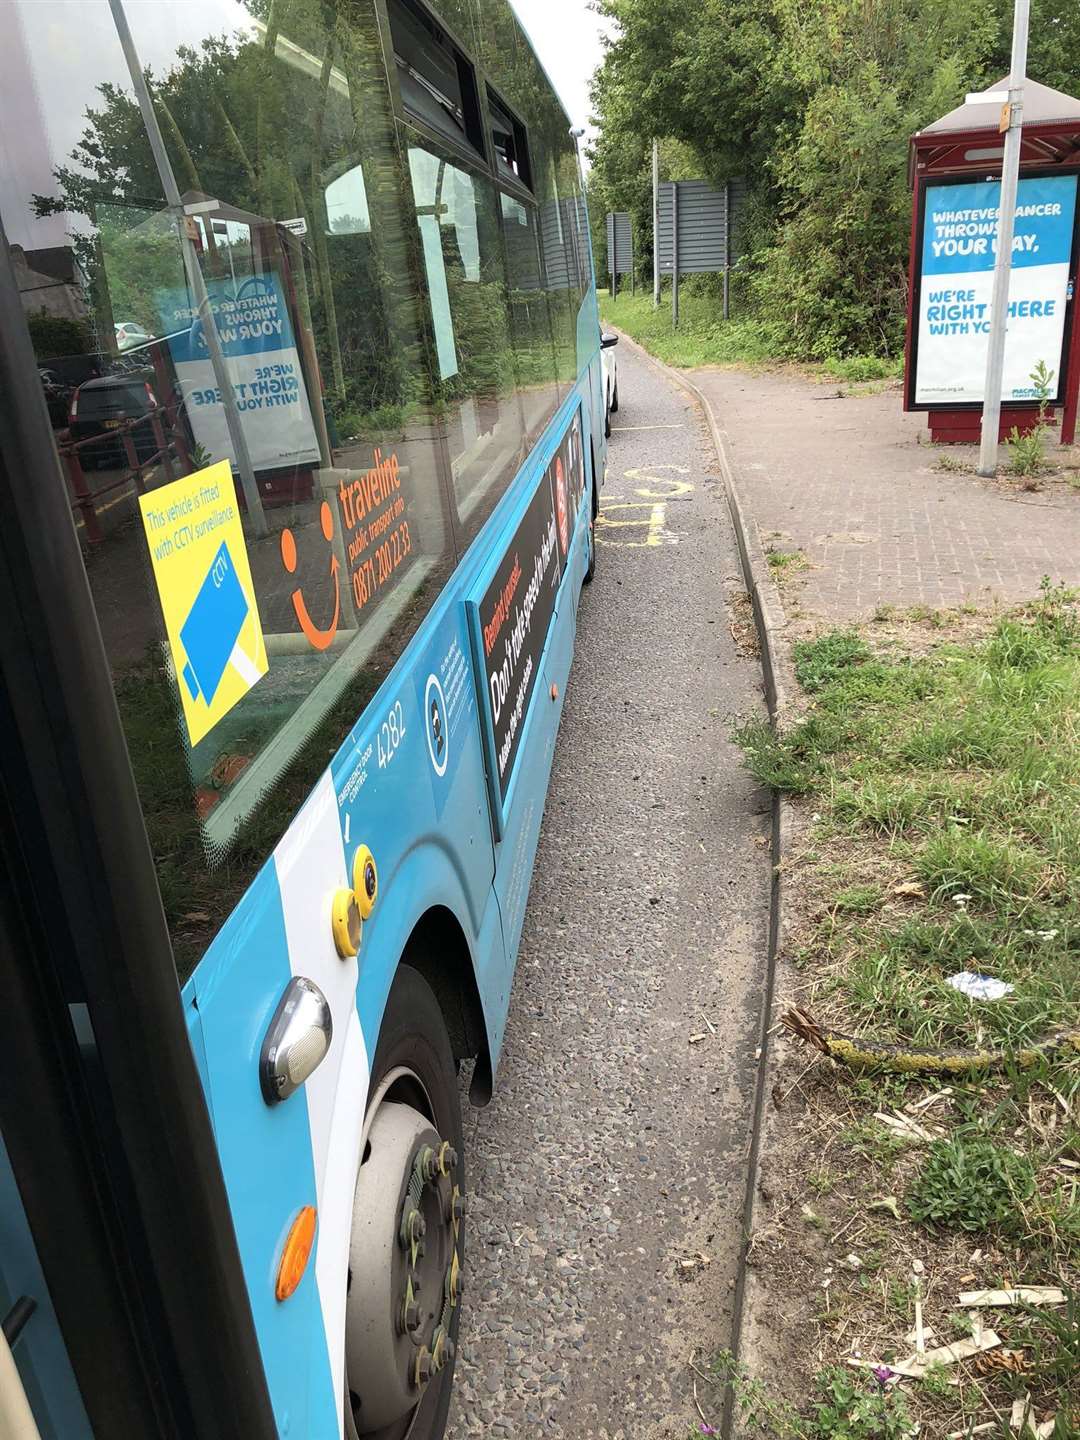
[0,211,277,1440]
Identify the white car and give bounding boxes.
[601,330,619,437]
[114,320,153,352]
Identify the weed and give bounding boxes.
[907,1136,1036,1231]
[935,452,970,473]
[1015,1287,1080,1392]
[841,1118,907,1174]
[1006,360,1055,476]
[733,718,821,794]
[804,1366,913,1439]
[833,885,882,915]
[916,826,1042,908]
[794,631,873,693]
[918,1362,953,1399]
[807,1166,837,1195]
[767,548,810,579]
[713,1353,915,1439]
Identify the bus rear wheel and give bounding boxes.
[345,966,464,1440]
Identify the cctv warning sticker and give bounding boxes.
[138,460,267,746]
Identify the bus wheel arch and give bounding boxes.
[400,905,492,1107]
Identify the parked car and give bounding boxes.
[114,320,153,352]
[601,330,619,437]
[37,367,75,429]
[68,375,166,469]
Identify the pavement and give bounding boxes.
[445,341,771,1439]
[684,369,1080,620]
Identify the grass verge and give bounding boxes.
[599,288,901,383]
[720,583,1080,1439]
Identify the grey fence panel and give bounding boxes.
[605,211,633,277]
[540,198,574,291]
[657,180,744,274]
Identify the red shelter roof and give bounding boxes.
[910,77,1080,182]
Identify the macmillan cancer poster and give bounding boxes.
[156,272,320,471]
[914,174,1078,406]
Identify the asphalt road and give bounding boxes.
[447,340,770,1440]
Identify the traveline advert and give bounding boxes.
[914,174,1078,406]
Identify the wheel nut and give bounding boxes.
[414,1349,432,1387]
[400,1300,421,1334]
[401,1206,424,1248]
[452,1194,466,1222]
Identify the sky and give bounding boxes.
[512,0,615,152]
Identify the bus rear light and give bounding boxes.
[275,1205,316,1301]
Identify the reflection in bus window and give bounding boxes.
[408,144,525,542]
[500,192,560,445]
[2,0,456,974]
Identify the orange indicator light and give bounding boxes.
[276,1205,317,1301]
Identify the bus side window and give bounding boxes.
[407,143,526,546]
[4,0,457,977]
[499,191,561,446]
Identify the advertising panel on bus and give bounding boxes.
[472,409,583,806]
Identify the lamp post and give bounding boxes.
[977,0,1031,477]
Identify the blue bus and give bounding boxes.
[0,2,611,1436]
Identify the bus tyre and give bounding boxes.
[345,965,464,1440]
[610,380,619,415]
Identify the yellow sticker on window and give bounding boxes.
[138,460,267,747]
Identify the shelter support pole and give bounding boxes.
[1061,267,1080,446]
[977,0,1030,476]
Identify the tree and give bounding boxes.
[588,0,1064,358]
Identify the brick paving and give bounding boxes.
[686,366,1080,620]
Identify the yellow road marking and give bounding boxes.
[597,466,693,548]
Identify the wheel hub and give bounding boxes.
[345,1101,463,1434]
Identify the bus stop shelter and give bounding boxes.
[904,78,1080,445]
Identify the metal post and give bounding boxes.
[652,139,661,308]
[671,183,680,330]
[1060,270,1080,446]
[977,0,1030,477]
[630,222,635,298]
[108,0,267,534]
[723,180,731,320]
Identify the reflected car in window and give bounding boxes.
[114,320,153,352]
[68,375,168,468]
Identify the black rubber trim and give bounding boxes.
[1,1298,37,1349]
[0,224,277,1437]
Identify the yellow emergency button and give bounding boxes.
[353,844,378,920]
[332,887,361,958]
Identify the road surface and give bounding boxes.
[447,340,770,1440]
